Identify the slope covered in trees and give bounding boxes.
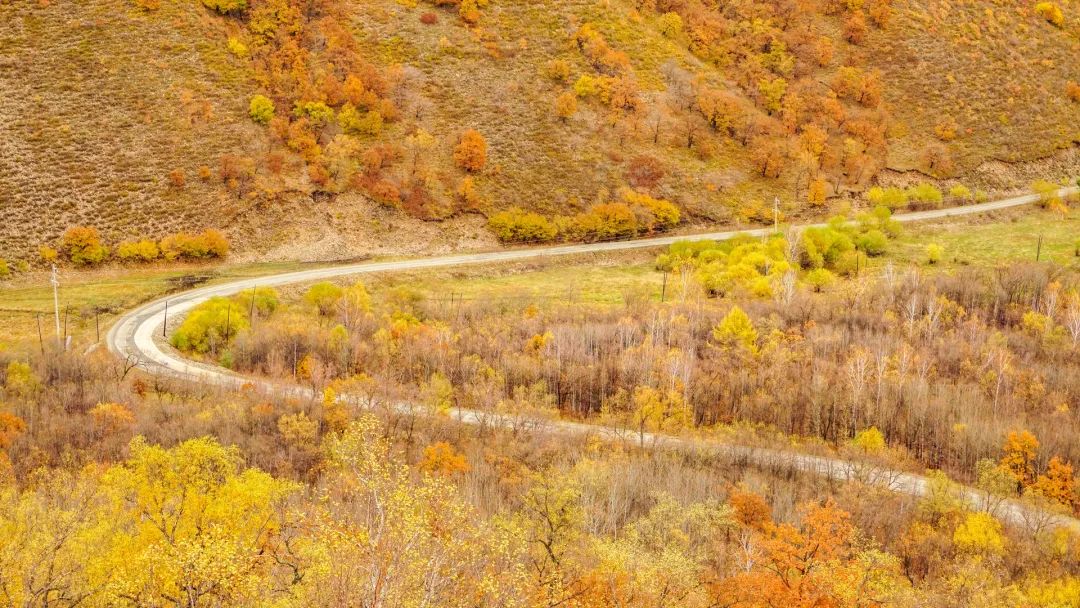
[1,0,1079,260]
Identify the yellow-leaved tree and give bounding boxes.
[631,385,693,445]
[583,493,731,607]
[712,306,759,353]
[98,436,298,606]
[0,469,115,606]
[293,415,528,607]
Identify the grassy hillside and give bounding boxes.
[0,1,261,252]
[1,0,1078,262]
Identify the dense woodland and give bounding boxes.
[3,0,1080,604]
[1,343,1080,607]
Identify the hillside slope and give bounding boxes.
[1,0,1078,261]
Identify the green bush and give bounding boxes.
[249,95,275,124]
[170,297,249,354]
[488,209,558,243]
[907,183,943,209]
[856,229,888,256]
[833,250,860,276]
[237,286,280,318]
[804,268,836,292]
[803,226,854,268]
[304,282,344,316]
[856,206,901,238]
[293,101,335,127]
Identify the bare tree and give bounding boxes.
[846,348,871,431]
[1064,298,1080,347]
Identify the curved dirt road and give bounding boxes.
[108,186,1079,531]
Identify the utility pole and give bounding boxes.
[773,196,780,235]
[660,271,668,303]
[50,264,61,346]
[36,315,44,355]
[163,300,168,338]
[1036,234,1043,261]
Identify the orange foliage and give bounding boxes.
[1000,430,1039,486]
[0,412,26,450]
[454,129,488,172]
[419,441,471,476]
[714,500,880,607]
[1066,81,1080,103]
[1033,456,1076,508]
[729,486,772,530]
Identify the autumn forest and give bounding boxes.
[2,0,1080,606]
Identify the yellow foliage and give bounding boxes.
[851,426,886,453]
[712,306,758,351]
[808,178,828,206]
[99,436,297,605]
[555,90,578,120]
[953,512,1005,555]
[278,411,318,447]
[631,386,693,436]
[1035,2,1065,27]
[4,361,40,398]
[422,371,454,415]
[90,402,136,435]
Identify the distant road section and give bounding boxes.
[108,185,1079,531]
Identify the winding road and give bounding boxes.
[107,185,1080,531]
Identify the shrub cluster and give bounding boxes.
[656,206,901,297]
[53,227,229,267]
[866,182,958,211]
[488,190,680,244]
[169,289,277,355]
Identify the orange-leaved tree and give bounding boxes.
[454,129,488,172]
[712,499,907,607]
